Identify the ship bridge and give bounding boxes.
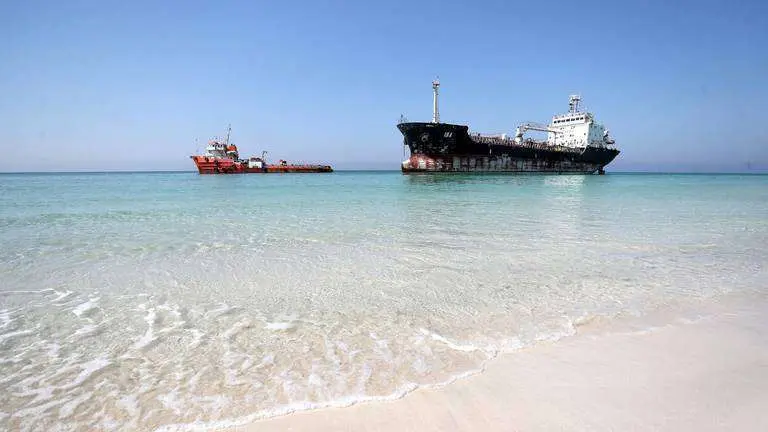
[545,95,615,149]
[515,95,616,149]
[204,125,239,159]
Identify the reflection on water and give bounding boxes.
[403,171,590,187]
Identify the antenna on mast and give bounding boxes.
[432,77,440,123]
[568,95,581,113]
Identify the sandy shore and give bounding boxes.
[225,294,768,432]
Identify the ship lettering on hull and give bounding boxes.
[397,79,620,174]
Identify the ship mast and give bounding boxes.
[432,77,440,123]
[225,123,231,146]
[568,95,581,113]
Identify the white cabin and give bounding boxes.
[203,125,239,159]
[205,141,229,158]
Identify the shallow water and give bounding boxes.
[1,171,766,431]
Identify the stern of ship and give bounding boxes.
[580,146,621,173]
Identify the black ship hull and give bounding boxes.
[397,122,620,174]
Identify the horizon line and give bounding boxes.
[1,169,767,175]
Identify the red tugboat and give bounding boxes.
[190,126,333,174]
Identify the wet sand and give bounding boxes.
[231,294,768,432]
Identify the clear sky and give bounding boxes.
[1,0,766,172]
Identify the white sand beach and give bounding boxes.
[233,293,768,432]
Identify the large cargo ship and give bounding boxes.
[190,126,333,174]
[398,79,620,174]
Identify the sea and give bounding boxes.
[1,171,766,431]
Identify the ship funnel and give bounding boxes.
[432,78,440,123]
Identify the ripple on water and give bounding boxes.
[1,172,766,431]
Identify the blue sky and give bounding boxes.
[1,0,766,172]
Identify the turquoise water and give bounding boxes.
[1,171,766,431]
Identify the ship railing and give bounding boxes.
[275,162,331,168]
[471,135,580,153]
[471,135,516,145]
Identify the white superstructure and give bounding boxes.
[204,124,239,159]
[515,95,615,149]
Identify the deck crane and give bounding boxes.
[514,122,562,144]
